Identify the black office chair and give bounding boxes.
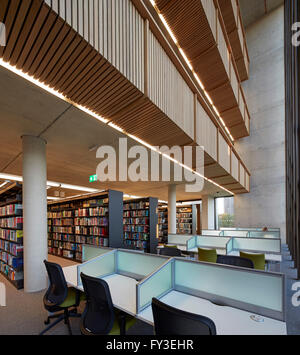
[80,273,136,335]
[217,255,254,269]
[159,247,182,257]
[152,298,217,335]
[39,260,83,336]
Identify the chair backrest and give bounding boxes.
[80,273,115,335]
[152,298,217,335]
[198,248,217,263]
[240,252,266,270]
[44,260,69,307]
[159,247,182,257]
[217,255,254,269]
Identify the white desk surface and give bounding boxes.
[137,291,287,335]
[63,266,137,316]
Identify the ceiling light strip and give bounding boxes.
[0,60,233,196]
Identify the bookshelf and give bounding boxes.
[123,197,158,254]
[176,206,194,235]
[157,205,168,243]
[48,190,123,262]
[0,183,24,290]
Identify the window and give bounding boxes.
[215,197,235,230]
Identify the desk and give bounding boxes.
[63,266,137,316]
[137,291,287,335]
[228,251,282,263]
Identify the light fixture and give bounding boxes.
[0,181,9,189]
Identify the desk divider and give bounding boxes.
[136,259,174,313]
[232,237,281,254]
[187,236,197,251]
[248,231,280,239]
[221,230,249,238]
[116,250,168,281]
[226,238,234,254]
[202,230,221,236]
[77,250,116,286]
[196,236,230,250]
[82,245,113,262]
[173,259,285,322]
[168,234,195,246]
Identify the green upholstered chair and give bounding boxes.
[240,252,266,271]
[40,260,84,335]
[80,273,136,335]
[198,248,218,264]
[164,244,178,248]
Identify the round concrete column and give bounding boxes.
[22,135,48,293]
[168,185,177,234]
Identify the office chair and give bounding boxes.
[80,273,136,335]
[40,260,83,336]
[152,298,217,335]
[217,255,254,269]
[198,248,218,263]
[159,247,182,257]
[240,252,266,270]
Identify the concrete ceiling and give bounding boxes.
[0,65,230,202]
[239,0,284,28]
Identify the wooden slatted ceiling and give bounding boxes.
[0,0,249,193]
[217,0,249,81]
[155,0,249,138]
[0,0,192,147]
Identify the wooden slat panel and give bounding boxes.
[218,132,230,173]
[231,151,239,181]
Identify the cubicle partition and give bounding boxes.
[248,231,280,239]
[186,236,231,254]
[136,258,285,321]
[82,245,113,262]
[221,230,249,238]
[77,249,169,286]
[227,237,281,255]
[168,234,194,246]
[202,230,221,236]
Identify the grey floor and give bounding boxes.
[0,250,300,335]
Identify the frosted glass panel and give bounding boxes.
[138,261,173,312]
[226,238,233,254]
[77,252,116,286]
[202,230,221,236]
[168,234,193,245]
[233,238,281,253]
[222,231,249,238]
[187,236,197,251]
[82,245,111,262]
[196,236,230,249]
[174,260,283,312]
[249,231,280,239]
[117,251,166,278]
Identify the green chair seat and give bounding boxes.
[109,311,137,335]
[240,252,266,271]
[198,248,217,263]
[164,244,178,249]
[59,288,86,308]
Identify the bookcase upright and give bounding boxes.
[123,197,158,254]
[0,183,24,289]
[48,190,123,262]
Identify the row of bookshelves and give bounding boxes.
[0,184,24,289]
[48,217,108,227]
[0,204,23,217]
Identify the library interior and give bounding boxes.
[0,0,298,336]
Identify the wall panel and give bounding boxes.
[218,133,231,173]
[231,151,239,181]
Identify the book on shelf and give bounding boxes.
[47,190,123,262]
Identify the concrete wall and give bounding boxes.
[234,6,286,242]
[202,195,215,230]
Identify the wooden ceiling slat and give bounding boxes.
[2,0,32,62]
[16,4,50,69]
[0,0,21,57]
[9,0,43,67]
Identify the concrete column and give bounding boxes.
[202,196,215,230]
[22,135,48,293]
[168,185,177,234]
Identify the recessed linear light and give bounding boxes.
[0,58,233,196]
[0,173,100,193]
[0,181,9,189]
